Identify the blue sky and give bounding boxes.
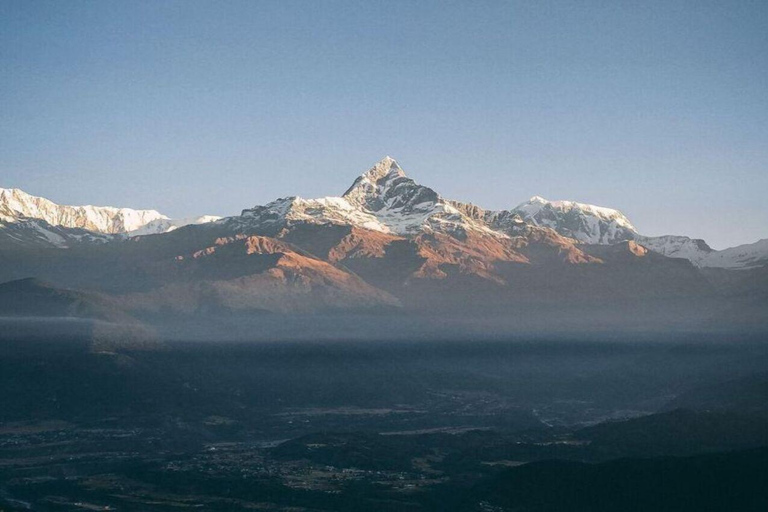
[1,0,766,248]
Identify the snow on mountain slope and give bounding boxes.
[508,195,767,269]
[237,196,387,234]
[128,215,222,236]
[342,157,499,236]
[698,239,768,269]
[237,157,499,237]
[0,187,166,234]
[511,196,637,244]
[0,217,113,249]
[511,198,768,269]
[634,235,714,266]
[635,236,768,270]
[0,188,219,246]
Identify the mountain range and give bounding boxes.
[1,157,766,334]
[0,186,219,247]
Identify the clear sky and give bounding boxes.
[1,1,766,248]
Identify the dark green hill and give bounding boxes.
[576,408,768,459]
[466,448,768,512]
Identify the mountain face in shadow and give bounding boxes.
[0,278,131,322]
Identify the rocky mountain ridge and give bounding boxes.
[0,187,219,247]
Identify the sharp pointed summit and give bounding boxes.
[366,156,405,179]
[342,156,443,218]
[235,157,497,237]
[342,156,406,198]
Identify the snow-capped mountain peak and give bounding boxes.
[507,195,768,269]
[512,196,637,245]
[0,187,219,248]
[345,156,406,189]
[1,187,167,234]
[342,156,436,213]
[236,157,498,237]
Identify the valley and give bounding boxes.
[1,333,767,511]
